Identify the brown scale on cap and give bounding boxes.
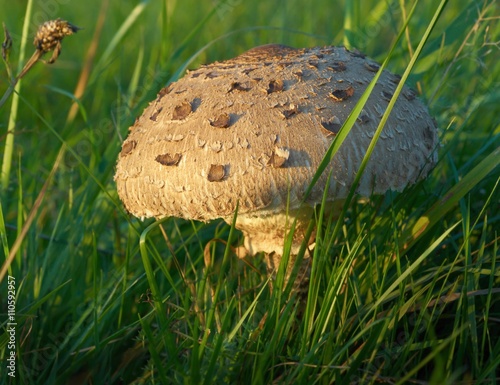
[207,164,227,182]
[321,116,342,136]
[155,153,182,166]
[172,101,192,120]
[267,147,290,168]
[210,113,232,128]
[120,140,136,156]
[329,85,355,101]
[267,79,285,94]
[115,44,439,294]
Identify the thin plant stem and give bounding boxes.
[1,17,78,193]
[66,0,109,124]
[0,144,66,282]
[1,0,33,192]
[0,50,44,108]
[0,82,15,108]
[343,0,358,49]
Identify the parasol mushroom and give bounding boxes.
[115,44,438,294]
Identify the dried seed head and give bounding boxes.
[2,22,12,61]
[34,18,80,53]
[15,18,80,81]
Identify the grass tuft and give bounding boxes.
[0,0,499,384]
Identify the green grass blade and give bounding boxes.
[0,201,10,267]
[395,325,468,385]
[372,221,459,311]
[139,217,180,370]
[139,313,169,384]
[1,0,33,191]
[91,0,150,82]
[399,147,500,251]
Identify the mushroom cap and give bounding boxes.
[115,45,438,223]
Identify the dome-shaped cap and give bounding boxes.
[115,45,438,221]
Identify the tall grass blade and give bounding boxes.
[372,222,459,311]
[1,0,33,191]
[91,0,150,82]
[399,147,500,251]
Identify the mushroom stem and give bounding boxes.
[237,201,346,297]
[231,207,315,255]
[228,206,316,295]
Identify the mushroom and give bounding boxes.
[115,44,438,295]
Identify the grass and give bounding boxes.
[0,0,499,383]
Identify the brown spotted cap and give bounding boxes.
[115,45,438,233]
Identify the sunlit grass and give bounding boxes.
[0,0,499,384]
